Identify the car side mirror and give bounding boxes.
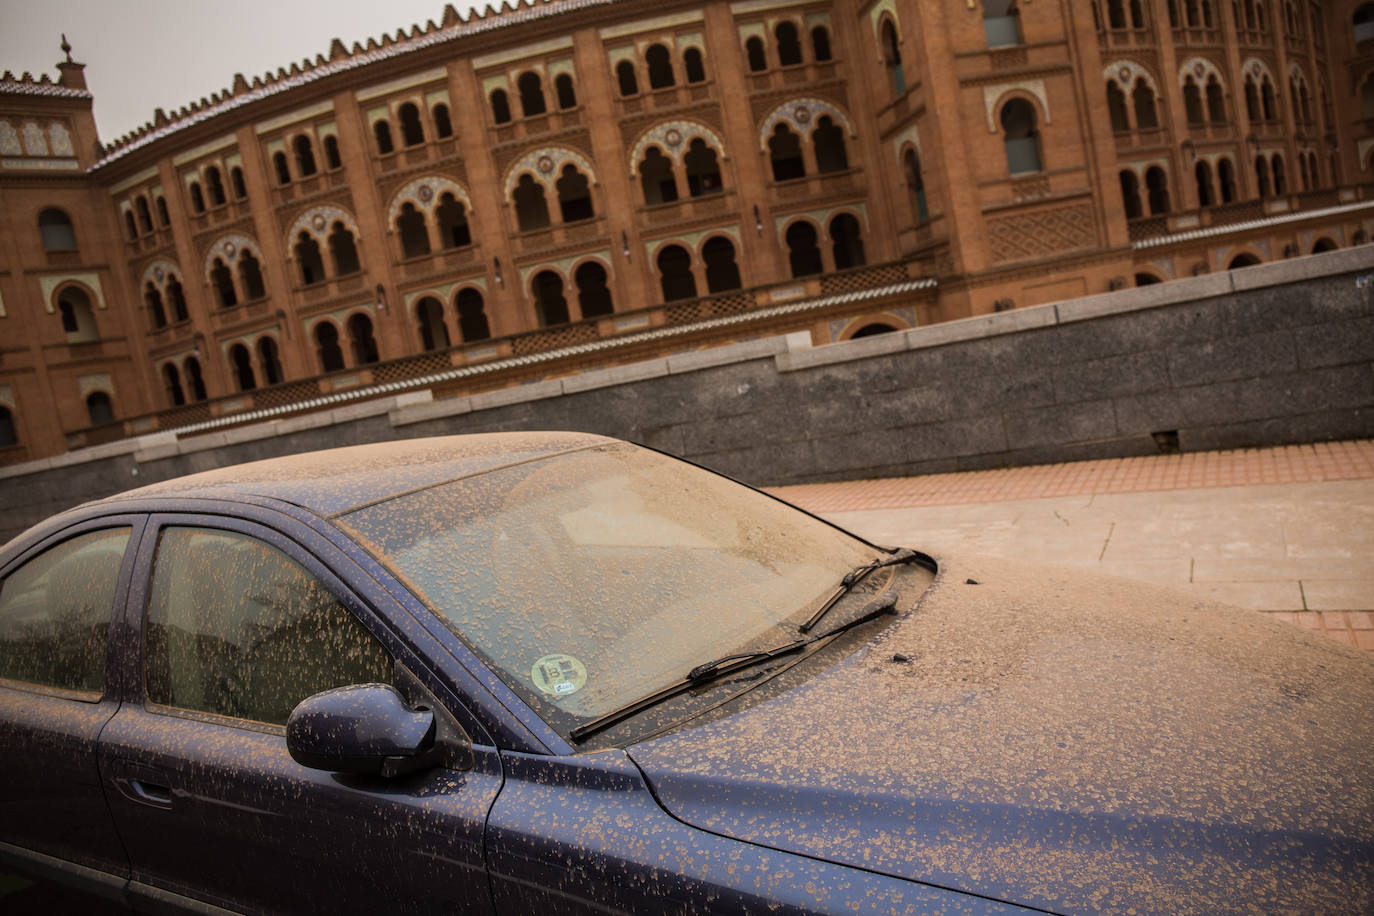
[287,683,445,777]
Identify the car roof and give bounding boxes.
[100,431,615,516]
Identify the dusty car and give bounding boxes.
[1,432,1370,914]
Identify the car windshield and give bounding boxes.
[337,442,875,732]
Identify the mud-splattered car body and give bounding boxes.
[0,432,1370,915]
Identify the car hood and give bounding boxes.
[627,554,1374,915]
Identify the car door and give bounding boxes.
[97,513,502,914]
[0,517,141,894]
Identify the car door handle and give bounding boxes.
[114,775,174,810]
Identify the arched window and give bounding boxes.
[555,74,577,109]
[684,48,707,83]
[329,222,360,275]
[436,193,471,248]
[399,103,425,146]
[616,61,640,96]
[880,20,905,96]
[273,151,291,185]
[905,149,929,222]
[518,72,547,117]
[136,196,153,232]
[0,406,16,447]
[324,136,342,170]
[575,262,614,318]
[1229,252,1261,269]
[769,123,806,181]
[374,119,394,155]
[533,270,570,326]
[1001,98,1042,174]
[58,288,97,341]
[1145,166,1170,214]
[1260,78,1276,120]
[1119,170,1143,219]
[776,22,803,66]
[145,282,167,328]
[813,116,849,173]
[184,356,207,400]
[1108,0,1127,28]
[1205,76,1226,122]
[124,210,139,240]
[745,37,767,73]
[812,27,832,61]
[1195,160,1215,207]
[1107,82,1130,131]
[189,182,205,213]
[315,323,345,372]
[296,232,326,285]
[1244,78,1260,120]
[830,214,865,270]
[433,103,453,138]
[514,174,551,231]
[556,165,594,222]
[156,196,170,225]
[229,344,256,391]
[416,297,450,351]
[685,139,722,196]
[38,208,76,250]
[211,257,238,308]
[163,363,185,406]
[1254,155,1271,197]
[1271,153,1286,195]
[293,136,317,177]
[258,337,283,385]
[984,0,1023,47]
[231,166,248,198]
[397,202,431,258]
[167,276,188,322]
[786,222,823,277]
[239,250,266,300]
[1298,153,1310,191]
[1132,79,1158,128]
[348,313,379,365]
[456,288,490,341]
[1182,77,1204,124]
[702,237,742,292]
[86,392,114,427]
[657,245,697,301]
[206,166,226,206]
[646,44,675,89]
[1306,151,1320,189]
[1312,237,1338,253]
[1357,3,1374,42]
[490,89,512,124]
[640,147,678,205]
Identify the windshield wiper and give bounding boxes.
[799,548,920,633]
[568,590,900,744]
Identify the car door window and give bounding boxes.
[0,528,130,693]
[144,526,391,725]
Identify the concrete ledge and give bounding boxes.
[906,303,1058,350]
[1230,245,1374,291]
[775,326,908,372]
[467,378,565,411]
[390,395,473,427]
[666,335,797,374]
[1055,272,1235,323]
[275,410,337,435]
[561,359,669,394]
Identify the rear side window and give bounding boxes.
[0,528,131,692]
[144,527,391,726]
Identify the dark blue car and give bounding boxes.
[1,432,1370,914]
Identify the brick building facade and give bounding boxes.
[1,0,1371,466]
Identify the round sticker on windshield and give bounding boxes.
[531,653,588,698]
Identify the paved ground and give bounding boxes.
[770,439,1374,652]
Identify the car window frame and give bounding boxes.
[0,513,147,704]
[121,506,496,747]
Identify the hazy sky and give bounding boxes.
[0,0,483,142]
